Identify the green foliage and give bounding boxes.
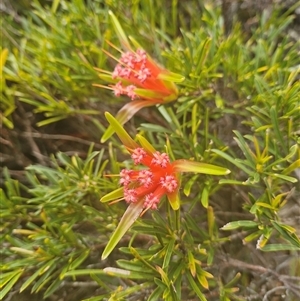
[1,147,118,299]
[2,0,108,128]
[1,0,300,300]
[0,48,16,129]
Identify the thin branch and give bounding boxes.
[262,286,286,301]
[219,256,300,298]
[221,257,274,274]
[17,103,47,165]
[21,132,104,149]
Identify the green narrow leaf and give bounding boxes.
[36,116,67,127]
[20,264,49,292]
[271,173,298,183]
[223,272,241,288]
[128,36,143,49]
[186,272,207,301]
[270,106,286,152]
[136,134,156,154]
[201,186,209,208]
[156,266,170,286]
[197,273,209,290]
[211,149,254,176]
[67,250,90,271]
[173,160,230,175]
[101,100,158,143]
[233,131,255,164]
[255,202,275,209]
[221,220,258,230]
[63,269,106,277]
[207,206,215,237]
[167,189,180,210]
[100,187,124,203]
[103,112,138,149]
[139,123,171,133]
[163,239,175,269]
[218,179,256,186]
[101,200,144,260]
[0,48,8,70]
[195,37,212,74]
[130,247,158,273]
[183,175,198,196]
[31,261,58,293]
[109,10,131,51]
[43,278,62,299]
[271,221,300,248]
[117,259,154,274]
[157,71,185,83]
[147,286,164,301]
[154,278,168,291]
[187,250,196,277]
[0,114,14,129]
[51,0,60,13]
[0,270,23,300]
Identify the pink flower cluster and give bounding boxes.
[112,49,148,80]
[110,48,173,101]
[119,147,178,210]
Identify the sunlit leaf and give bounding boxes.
[0,270,23,299]
[136,134,156,154]
[221,221,258,230]
[101,199,144,260]
[186,272,207,301]
[109,10,132,51]
[166,190,180,210]
[103,112,139,149]
[173,160,230,175]
[101,101,160,143]
[100,187,124,203]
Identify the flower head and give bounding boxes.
[94,11,185,143]
[100,113,231,259]
[107,47,179,102]
[119,149,179,211]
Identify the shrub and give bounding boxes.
[1,1,299,300]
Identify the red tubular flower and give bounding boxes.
[100,113,231,259]
[94,11,184,143]
[109,48,178,102]
[119,147,180,212]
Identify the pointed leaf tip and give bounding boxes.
[136,134,156,154]
[167,191,180,210]
[173,160,231,176]
[158,72,185,83]
[104,112,138,149]
[101,124,115,143]
[101,200,144,260]
[100,187,124,203]
[108,11,131,51]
